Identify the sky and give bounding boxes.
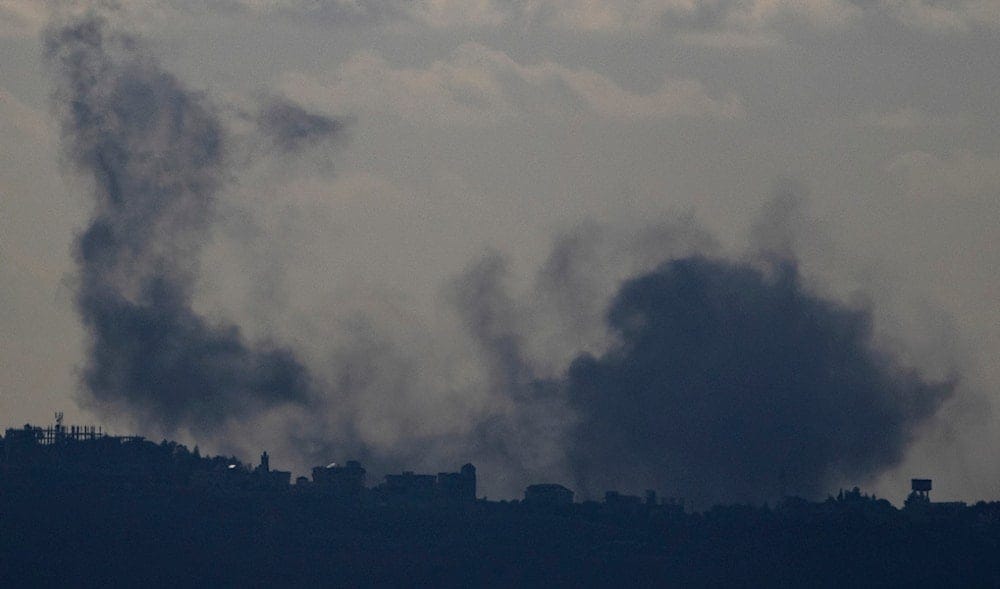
[1,0,998,504]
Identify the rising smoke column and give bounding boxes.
[564,256,954,504]
[449,252,578,492]
[45,15,326,433]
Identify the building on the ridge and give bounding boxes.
[255,451,291,489]
[377,464,477,505]
[311,460,366,499]
[604,491,643,506]
[383,471,438,503]
[524,483,574,506]
[2,421,146,484]
[437,463,477,503]
[904,478,967,512]
[2,420,492,506]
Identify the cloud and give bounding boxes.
[521,0,859,37]
[857,107,966,130]
[883,0,1000,33]
[886,149,1000,198]
[404,0,508,28]
[518,0,700,34]
[132,0,501,28]
[283,43,744,126]
[14,0,999,45]
[0,0,49,38]
[0,88,53,142]
[260,0,861,36]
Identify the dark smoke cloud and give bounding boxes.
[531,218,719,370]
[564,255,954,504]
[256,98,342,154]
[45,15,314,432]
[40,12,956,505]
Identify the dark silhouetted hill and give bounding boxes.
[3,425,1000,587]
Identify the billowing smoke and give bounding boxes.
[42,12,954,504]
[45,15,331,433]
[562,256,954,504]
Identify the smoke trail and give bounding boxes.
[45,15,319,433]
[563,255,954,504]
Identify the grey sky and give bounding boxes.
[1,1,998,502]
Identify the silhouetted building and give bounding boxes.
[383,471,438,503]
[524,484,573,506]
[3,423,142,465]
[3,422,152,488]
[605,491,643,506]
[437,463,477,503]
[904,478,968,513]
[255,451,291,489]
[312,460,366,500]
[191,464,249,492]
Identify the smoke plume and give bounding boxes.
[562,255,954,504]
[45,15,320,433]
[448,252,576,491]
[42,12,955,505]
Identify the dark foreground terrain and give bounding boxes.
[3,431,1000,587]
[6,483,1000,587]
